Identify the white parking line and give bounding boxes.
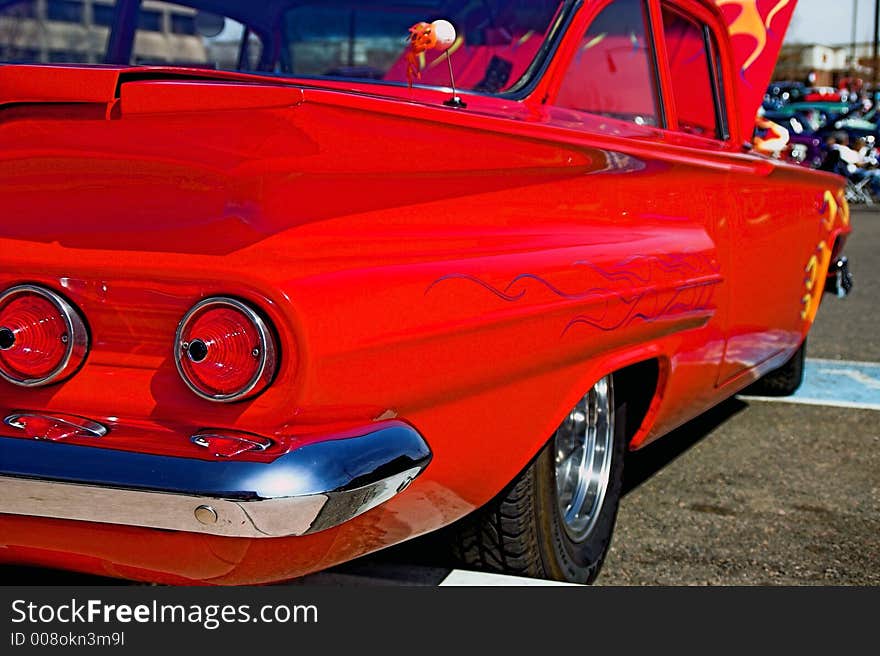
[439,570,581,586]
[297,566,580,586]
[738,395,880,411]
[740,358,880,411]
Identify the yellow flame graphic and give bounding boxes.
[821,190,838,230]
[716,0,792,72]
[801,190,848,322]
[801,241,828,322]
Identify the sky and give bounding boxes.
[786,0,878,45]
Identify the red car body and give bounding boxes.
[0,0,852,583]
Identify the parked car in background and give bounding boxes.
[0,0,852,584]
[763,100,880,168]
[785,133,826,169]
[764,81,806,110]
[833,109,880,141]
[803,86,843,103]
[778,101,854,116]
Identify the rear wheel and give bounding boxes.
[451,374,625,584]
[743,340,806,397]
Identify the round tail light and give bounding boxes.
[174,297,278,402]
[0,284,89,387]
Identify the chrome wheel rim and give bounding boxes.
[554,375,615,542]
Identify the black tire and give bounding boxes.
[743,340,806,397]
[450,375,626,584]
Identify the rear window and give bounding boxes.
[0,0,263,69]
[0,0,570,95]
[279,0,566,92]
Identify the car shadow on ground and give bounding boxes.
[622,397,748,496]
[0,398,749,586]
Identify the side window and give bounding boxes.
[0,1,263,70]
[555,0,660,127]
[661,5,725,139]
[0,1,45,63]
[1,0,110,63]
[131,2,263,70]
[281,5,430,79]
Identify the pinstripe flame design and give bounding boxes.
[426,254,722,336]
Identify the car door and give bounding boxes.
[540,0,736,428]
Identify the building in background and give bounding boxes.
[774,43,851,85]
[773,40,880,87]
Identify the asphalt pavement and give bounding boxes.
[3,209,878,586]
[595,207,880,585]
[808,209,880,362]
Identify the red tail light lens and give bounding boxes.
[0,285,89,387]
[175,297,278,402]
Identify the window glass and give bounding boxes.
[49,48,82,62]
[555,0,659,126]
[47,0,83,23]
[0,0,564,88]
[138,9,163,32]
[0,0,262,70]
[280,0,566,93]
[0,1,41,62]
[0,0,36,18]
[131,2,263,69]
[1,0,105,63]
[283,5,427,78]
[661,6,719,137]
[170,12,196,35]
[93,2,116,27]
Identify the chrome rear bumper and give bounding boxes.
[0,421,431,538]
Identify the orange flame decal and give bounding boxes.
[716,0,792,73]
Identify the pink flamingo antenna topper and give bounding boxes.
[405,19,465,108]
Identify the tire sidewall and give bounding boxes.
[535,394,627,584]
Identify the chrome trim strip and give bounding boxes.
[0,421,430,537]
[190,430,272,456]
[0,284,89,388]
[4,412,107,439]
[174,296,278,403]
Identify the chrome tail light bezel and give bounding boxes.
[174,296,278,403]
[0,284,89,387]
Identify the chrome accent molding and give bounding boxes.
[4,412,107,439]
[0,284,89,387]
[174,296,278,403]
[0,421,430,537]
[191,430,272,457]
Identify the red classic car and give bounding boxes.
[0,0,852,584]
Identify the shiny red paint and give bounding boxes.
[0,0,850,584]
